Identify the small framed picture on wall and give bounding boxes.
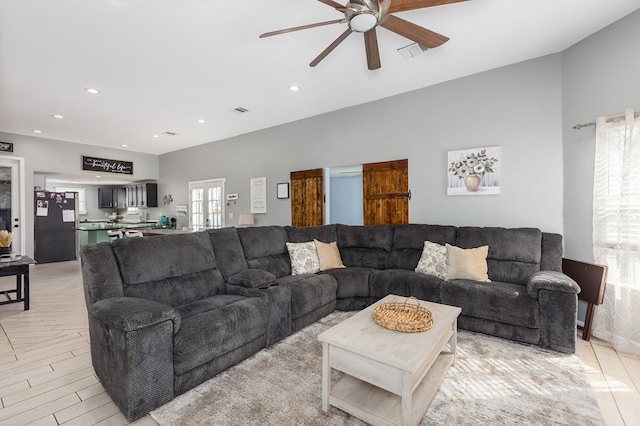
[0,141,14,152]
[447,146,501,195]
[277,183,290,199]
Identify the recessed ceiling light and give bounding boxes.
[95,175,101,178]
[84,88,100,95]
[121,144,128,148]
[289,85,300,92]
[52,114,65,119]
[32,129,43,134]
[197,119,206,124]
[152,134,160,138]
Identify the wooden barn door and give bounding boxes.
[362,159,410,225]
[290,168,323,227]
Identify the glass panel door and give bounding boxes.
[190,187,204,231]
[0,157,23,254]
[207,182,224,229]
[189,178,225,230]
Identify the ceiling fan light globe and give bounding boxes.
[349,12,378,32]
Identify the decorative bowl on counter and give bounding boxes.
[108,214,124,223]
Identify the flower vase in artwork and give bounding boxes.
[464,175,481,192]
[449,149,499,193]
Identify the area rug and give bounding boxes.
[151,312,605,425]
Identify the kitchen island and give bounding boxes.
[76,221,159,245]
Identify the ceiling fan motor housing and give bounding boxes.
[346,0,390,32]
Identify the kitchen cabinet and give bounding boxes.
[115,188,126,208]
[126,186,137,207]
[140,183,158,207]
[126,183,157,208]
[99,187,127,209]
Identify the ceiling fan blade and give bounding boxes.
[364,30,381,70]
[260,19,343,38]
[380,14,449,48]
[316,0,348,12]
[388,0,468,14]
[310,28,353,67]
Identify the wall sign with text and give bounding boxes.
[82,156,133,175]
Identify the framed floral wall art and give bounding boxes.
[447,146,500,195]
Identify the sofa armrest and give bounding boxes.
[88,297,178,420]
[90,297,181,334]
[526,271,580,299]
[227,269,277,289]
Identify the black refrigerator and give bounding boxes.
[34,191,78,263]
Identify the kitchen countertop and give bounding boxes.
[75,221,158,230]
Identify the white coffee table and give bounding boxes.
[318,294,461,426]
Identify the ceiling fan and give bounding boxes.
[260,0,468,70]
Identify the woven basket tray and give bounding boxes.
[373,297,433,333]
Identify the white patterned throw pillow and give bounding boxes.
[415,241,447,280]
[286,241,320,275]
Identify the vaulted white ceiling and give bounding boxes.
[1,0,639,155]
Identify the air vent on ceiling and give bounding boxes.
[163,131,178,136]
[233,107,249,114]
[397,43,429,59]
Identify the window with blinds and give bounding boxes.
[593,108,640,287]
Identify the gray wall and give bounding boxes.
[0,132,160,256]
[4,10,636,259]
[561,9,640,261]
[160,54,564,233]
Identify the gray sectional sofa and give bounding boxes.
[80,223,580,420]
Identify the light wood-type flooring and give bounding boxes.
[0,260,638,425]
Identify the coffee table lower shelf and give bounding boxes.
[329,352,454,426]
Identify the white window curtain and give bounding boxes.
[592,108,640,355]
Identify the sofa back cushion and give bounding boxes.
[541,232,563,272]
[207,227,248,279]
[112,231,226,307]
[237,226,291,278]
[388,224,457,270]
[454,227,542,286]
[336,224,393,269]
[284,225,337,243]
[80,242,125,306]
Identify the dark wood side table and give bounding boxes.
[0,255,37,310]
[562,258,607,341]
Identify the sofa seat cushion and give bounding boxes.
[319,267,374,298]
[276,274,337,320]
[370,269,442,303]
[440,280,539,328]
[173,294,268,375]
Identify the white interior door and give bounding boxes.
[0,156,25,254]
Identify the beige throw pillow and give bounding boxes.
[286,242,320,275]
[445,243,491,282]
[415,241,447,279]
[314,239,346,271]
